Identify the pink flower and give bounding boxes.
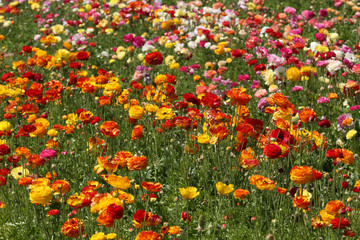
[302,10,315,20]
[317,97,330,104]
[291,86,303,92]
[40,149,57,160]
[238,75,249,81]
[352,63,360,74]
[284,7,296,15]
[349,105,360,111]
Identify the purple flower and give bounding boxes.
[40,149,57,161]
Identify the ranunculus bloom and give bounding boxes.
[325,200,345,215]
[127,156,147,171]
[234,189,250,200]
[145,52,163,65]
[61,218,84,238]
[40,149,57,160]
[30,185,53,205]
[290,166,315,185]
[135,231,161,240]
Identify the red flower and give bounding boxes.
[0,145,11,156]
[47,209,60,216]
[263,144,282,159]
[77,51,90,61]
[183,93,200,105]
[106,204,124,219]
[331,218,350,230]
[145,52,163,65]
[0,176,6,186]
[201,92,221,108]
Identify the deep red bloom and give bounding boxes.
[106,204,124,219]
[331,218,350,230]
[145,52,163,65]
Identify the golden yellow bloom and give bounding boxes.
[29,185,53,205]
[179,187,200,200]
[106,175,131,190]
[0,121,11,131]
[47,129,59,137]
[154,75,168,85]
[129,105,145,120]
[346,129,357,140]
[156,108,174,120]
[216,182,234,196]
[144,104,159,113]
[286,67,302,82]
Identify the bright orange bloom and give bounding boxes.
[271,93,290,108]
[106,175,131,190]
[249,175,276,190]
[113,151,133,168]
[277,187,287,194]
[61,218,84,238]
[290,166,315,185]
[51,180,71,194]
[131,125,144,140]
[293,196,311,211]
[100,121,120,138]
[27,154,46,169]
[18,177,33,186]
[234,189,250,200]
[299,109,316,123]
[141,182,163,192]
[127,156,147,171]
[135,231,161,240]
[168,226,181,235]
[325,200,345,215]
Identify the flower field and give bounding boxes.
[1,0,360,239]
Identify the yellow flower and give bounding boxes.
[156,108,174,120]
[286,67,301,82]
[29,185,53,205]
[129,105,145,120]
[47,129,58,137]
[90,232,107,240]
[144,104,159,113]
[216,182,234,196]
[346,129,357,140]
[51,24,64,35]
[0,121,11,131]
[179,187,200,200]
[11,166,30,180]
[197,134,210,144]
[154,74,168,85]
[106,175,131,190]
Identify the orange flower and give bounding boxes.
[96,210,114,228]
[15,147,31,159]
[100,121,120,138]
[61,218,84,238]
[299,109,316,123]
[113,151,133,168]
[271,93,290,108]
[234,189,250,200]
[18,177,33,186]
[27,154,46,169]
[168,226,181,235]
[51,180,71,194]
[141,182,163,192]
[249,175,276,190]
[135,231,161,240]
[325,200,345,215]
[226,88,252,105]
[127,156,147,171]
[293,196,311,211]
[79,111,94,124]
[290,166,315,185]
[131,125,144,140]
[106,175,131,190]
[277,187,287,195]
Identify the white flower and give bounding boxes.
[141,44,155,52]
[326,60,342,74]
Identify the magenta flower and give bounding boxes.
[40,149,57,160]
